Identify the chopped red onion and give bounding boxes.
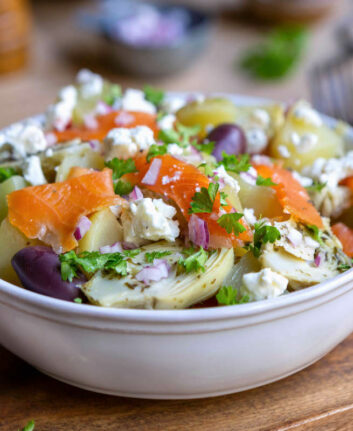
[135,259,170,284]
[122,241,138,250]
[188,214,209,249]
[45,132,57,146]
[100,242,124,254]
[240,171,257,186]
[314,254,321,267]
[287,229,302,247]
[74,216,92,241]
[251,155,273,166]
[88,140,101,152]
[95,101,113,116]
[83,114,98,130]
[115,111,135,126]
[129,186,144,201]
[142,158,161,185]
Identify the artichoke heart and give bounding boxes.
[82,242,234,309]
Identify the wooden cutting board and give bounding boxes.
[2,334,353,431]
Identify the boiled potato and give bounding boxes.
[270,101,344,170]
[0,175,27,222]
[236,175,283,219]
[78,208,123,252]
[0,218,39,285]
[176,98,237,136]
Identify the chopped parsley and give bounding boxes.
[198,162,215,177]
[191,140,215,155]
[256,175,277,186]
[114,180,134,196]
[218,152,251,174]
[143,85,165,106]
[146,143,167,162]
[158,123,200,148]
[338,263,352,271]
[306,224,324,245]
[104,84,122,106]
[220,191,228,207]
[74,297,82,304]
[59,250,140,282]
[249,221,281,257]
[19,420,35,431]
[305,181,327,192]
[216,286,249,306]
[0,166,17,183]
[145,251,172,263]
[189,183,219,214]
[217,213,246,236]
[178,246,209,273]
[105,158,137,180]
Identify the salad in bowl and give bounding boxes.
[0,69,352,310]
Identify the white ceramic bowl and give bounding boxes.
[1,94,353,400]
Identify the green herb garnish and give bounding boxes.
[250,221,281,257]
[104,84,122,105]
[218,152,251,174]
[114,180,134,196]
[18,420,35,431]
[305,181,327,192]
[240,26,308,80]
[198,162,215,177]
[144,85,165,106]
[158,123,200,148]
[307,224,324,245]
[189,183,219,214]
[256,175,277,186]
[216,286,249,306]
[146,143,167,162]
[145,251,172,263]
[217,213,246,236]
[105,158,137,180]
[0,166,16,183]
[178,246,209,273]
[191,140,215,155]
[74,298,82,304]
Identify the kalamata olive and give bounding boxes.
[12,246,86,302]
[208,124,246,161]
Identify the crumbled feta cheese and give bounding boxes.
[245,128,268,154]
[243,208,257,226]
[250,108,271,129]
[76,69,103,99]
[277,145,291,159]
[122,198,180,245]
[213,165,240,193]
[45,85,78,132]
[22,155,47,186]
[242,268,288,301]
[161,94,186,114]
[121,89,156,114]
[239,166,258,186]
[167,143,183,156]
[290,132,318,153]
[158,114,176,131]
[291,171,313,188]
[58,85,77,107]
[0,123,48,158]
[104,126,155,160]
[292,101,323,127]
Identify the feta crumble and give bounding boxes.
[158,114,176,131]
[277,145,291,159]
[243,208,257,226]
[290,132,318,153]
[122,198,180,245]
[121,89,156,114]
[167,143,183,156]
[242,268,288,301]
[292,101,323,127]
[0,123,48,158]
[250,108,271,129]
[76,69,103,99]
[45,85,78,132]
[104,126,155,160]
[213,165,240,193]
[22,155,47,186]
[245,128,268,154]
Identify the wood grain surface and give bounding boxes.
[1,1,353,430]
[1,334,353,431]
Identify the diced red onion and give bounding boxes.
[88,140,101,152]
[115,111,135,126]
[45,132,57,146]
[129,186,144,201]
[287,229,302,247]
[251,155,273,166]
[314,254,321,267]
[74,216,92,241]
[240,171,257,186]
[188,214,209,249]
[83,114,98,130]
[135,259,170,284]
[100,242,123,254]
[122,241,138,250]
[142,158,161,185]
[96,101,113,116]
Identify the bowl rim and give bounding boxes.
[1,91,352,323]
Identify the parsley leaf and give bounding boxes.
[216,286,249,306]
[19,420,35,431]
[198,162,215,177]
[218,152,251,174]
[240,26,308,80]
[104,84,122,106]
[145,251,172,263]
[146,143,167,162]
[189,183,219,214]
[306,224,324,245]
[191,140,215,155]
[144,85,165,106]
[105,158,137,180]
[59,250,140,282]
[114,180,134,196]
[220,191,228,206]
[0,166,17,183]
[74,297,82,304]
[256,175,277,186]
[305,181,327,192]
[158,123,200,148]
[250,221,281,257]
[217,213,246,236]
[178,246,208,273]
[338,263,351,271]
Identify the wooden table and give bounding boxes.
[1,1,353,430]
